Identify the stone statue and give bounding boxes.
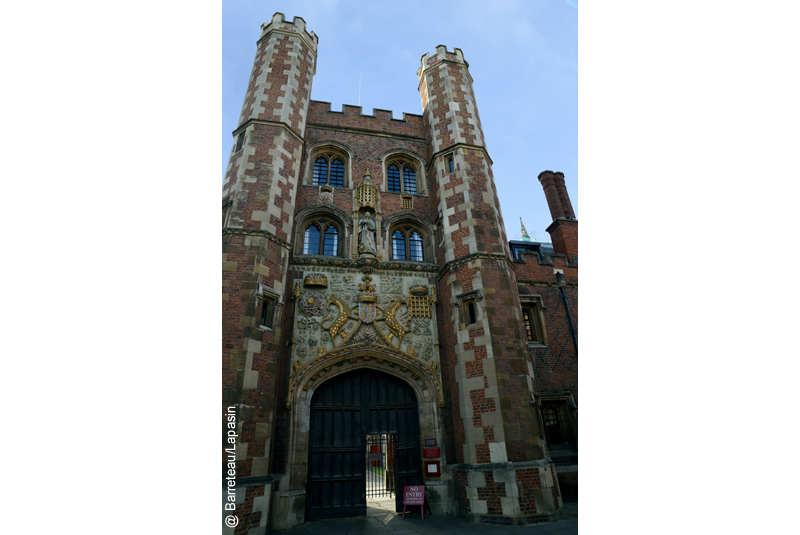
[358,210,377,255]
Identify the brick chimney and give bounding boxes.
[538,170,577,261]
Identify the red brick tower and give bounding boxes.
[418,46,562,522]
[221,13,317,533]
[538,171,577,261]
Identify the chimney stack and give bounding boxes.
[538,170,577,261]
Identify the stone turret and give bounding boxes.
[419,46,561,523]
[221,13,318,534]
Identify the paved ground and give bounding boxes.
[282,497,578,535]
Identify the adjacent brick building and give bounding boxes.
[222,13,578,533]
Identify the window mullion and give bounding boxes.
[327,160,332,186]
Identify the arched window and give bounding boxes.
[302,220,340,256]
[448,157,454,173]
[311,152,346,187]
[385,158,420,194]
[390,227,424,261]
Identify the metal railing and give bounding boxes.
[366,434,395,498]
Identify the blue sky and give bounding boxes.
[223,0,577,241]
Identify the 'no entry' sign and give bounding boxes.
[402,486,425,519]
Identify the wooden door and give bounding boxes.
[306,372,366,520]
[307,370,421,519]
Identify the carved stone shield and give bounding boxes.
[358,302,376,323]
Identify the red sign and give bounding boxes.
[402,485,428,520]
[403,485,425,505]
[422,447,440,458]
[424,461,441,476]
[370,445,381,454]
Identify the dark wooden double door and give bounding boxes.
[306,370,421,520]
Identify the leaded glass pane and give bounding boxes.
[313,157,328,186]
[409,231,423,261]
[392,230,406,260]
[304,225,320,254]
[387,165,401,193]
[329,158,344,187]
[323,225,338,256]
[403,166,417,194]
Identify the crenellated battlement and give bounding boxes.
[306,100,425,138]
[417,45,468,78]
[260,12,318,52]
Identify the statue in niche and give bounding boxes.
[358,210,377,255]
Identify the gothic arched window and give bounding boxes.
[386,158,420,194]
[391,227,424,261]
[302,220,340,256]
[311,153,346,187]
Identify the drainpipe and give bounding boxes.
[556,272,578,354]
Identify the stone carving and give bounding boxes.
[382,277,402,295]
[292,256,438,273]
[407,284,432,319]
[358,273,376,294]
[358,210,377,255]
[358,301,377,323]
[321,294,353,344]
[412,317,432,335]
[414,338,433,360]
[355,170,379,210]
[319,185,333,205]
[383,298,409,345]
[396,304,409,326]
[299,291,326,316]
[291,281,301,300]
[303,273,328,288]
[352,325,379,344]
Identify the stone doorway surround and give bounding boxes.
[271,355,453,530]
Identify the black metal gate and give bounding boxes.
[307,370,421,520]
[366,433,394,498]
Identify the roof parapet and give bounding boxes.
[309,101,423,122]
[260,12,318,50]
